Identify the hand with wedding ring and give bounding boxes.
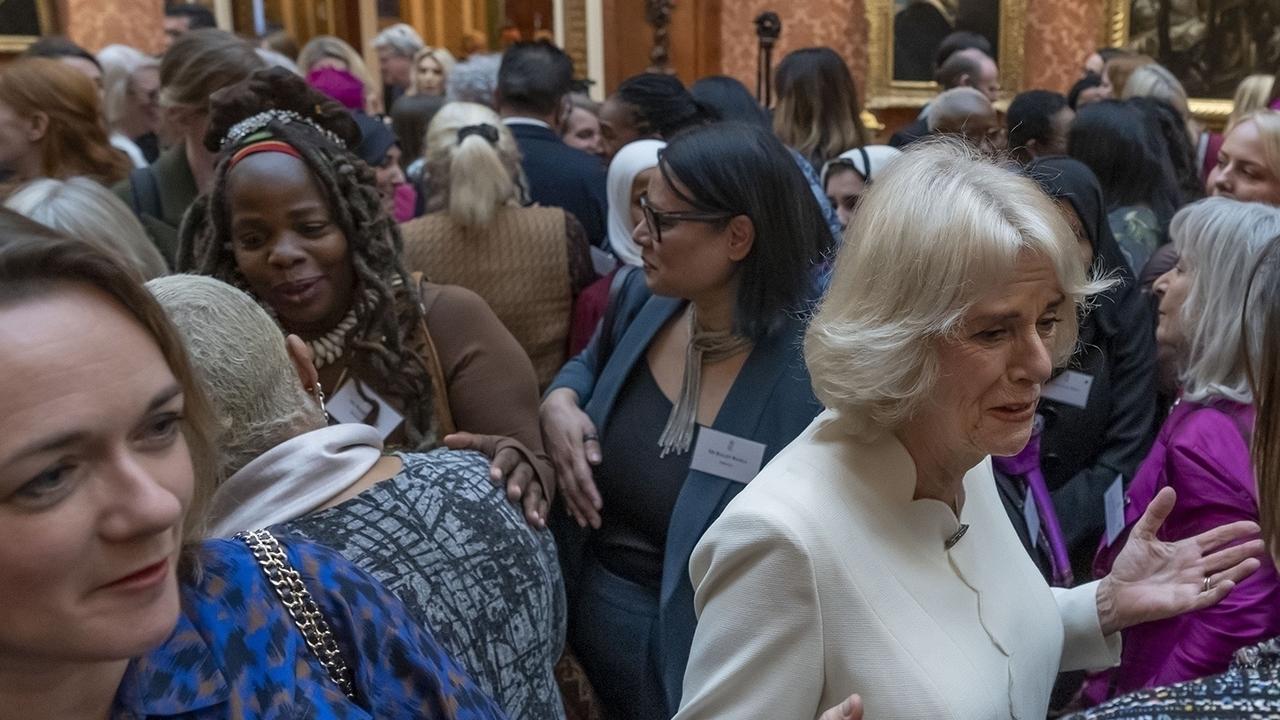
[1094,486,1265,636]
[540,387,604,529]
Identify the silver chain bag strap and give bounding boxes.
[236,529,356,700]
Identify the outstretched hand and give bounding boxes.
[1097,486,1265,635]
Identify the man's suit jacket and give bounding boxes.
[507,121,609,248]
[889,115,931,148]
[549,271,823,715]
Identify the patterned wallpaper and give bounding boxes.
[720,0,868,102]
[721,0,1101,100]
[57,0,165,55]
[1024,0,1100,93]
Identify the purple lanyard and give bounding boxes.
[993,420,1074,587]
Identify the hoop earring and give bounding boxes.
[309,382,329,422]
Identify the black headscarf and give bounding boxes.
[1027,156,1137,340]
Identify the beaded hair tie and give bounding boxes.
[221,109,346,150]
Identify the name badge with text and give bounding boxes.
[327,379,405,440]
[689,427,767,485]
[1024,495,1041,549]
[1104,474,1126,547]
[1042,370,1094,409]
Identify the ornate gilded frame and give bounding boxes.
[1100,0,1232,125]
[0,0,57,53]
[865,0,1026,109]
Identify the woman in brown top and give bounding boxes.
[179,68,553,524]
[399,101,594,389]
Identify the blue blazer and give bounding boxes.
[507,122,609,248]
[550,272,823,714]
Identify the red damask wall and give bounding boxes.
[721,0,1100,99]
[56,0,165,55]
[720,0,868,100]
[1024,0,1100,93]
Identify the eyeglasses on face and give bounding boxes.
[639,194,735,244]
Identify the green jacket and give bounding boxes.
[112,145,198,269]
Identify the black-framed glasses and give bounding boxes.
[639,194,735,244]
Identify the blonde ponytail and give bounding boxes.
[425,101,521,229]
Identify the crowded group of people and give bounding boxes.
[3,7,1280,720]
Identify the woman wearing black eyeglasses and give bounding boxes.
[538,121,828,720]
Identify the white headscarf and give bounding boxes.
[607,139,666,266]
[820,145,904,188]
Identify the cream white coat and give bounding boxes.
[675,410,1121,720]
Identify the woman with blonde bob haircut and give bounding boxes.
[674,141,1265,720]
[806,142,1099,437]
[400,101,593,388]
[4,176,168,280]
[410,46,456,97]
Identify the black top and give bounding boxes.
[134,132,160,164]
[507,122,609,249]
[1004,157,1159,581]
[589,360,694,590]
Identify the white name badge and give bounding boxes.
[1104,474,1126,547]
[1041,370,1094,409]
[689,427,767,485]
[327,379,405,440]
[1024,494,1041,549]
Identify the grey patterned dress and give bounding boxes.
[1069,638,1280,719]
[275,449,567,720]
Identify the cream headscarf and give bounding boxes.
[606,139,666,266]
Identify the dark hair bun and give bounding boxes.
[203,66,362,152]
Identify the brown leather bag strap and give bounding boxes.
[410,272,457,436]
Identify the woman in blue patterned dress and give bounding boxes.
[0,211,506,720]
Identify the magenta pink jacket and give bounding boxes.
[1083,398,1280,705]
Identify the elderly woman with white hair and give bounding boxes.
[672,142,1265,720]
[373,23,425,104]
[148,273,566,720]
[1080,198,1280,705]
[97,44,161,166]
[447,53,503,107]
[4,176,168,278]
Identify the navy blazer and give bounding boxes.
[507,121,609,248]
[550,272,823,714]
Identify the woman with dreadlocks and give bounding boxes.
[179,67,553,526]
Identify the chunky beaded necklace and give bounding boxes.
[307,306,360,369]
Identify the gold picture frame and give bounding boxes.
[0,0,57,53]
[1100,0,1236,125]
[865,0,1026,110]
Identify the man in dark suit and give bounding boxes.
[497,42,609,249]
[889,40,1000,148]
